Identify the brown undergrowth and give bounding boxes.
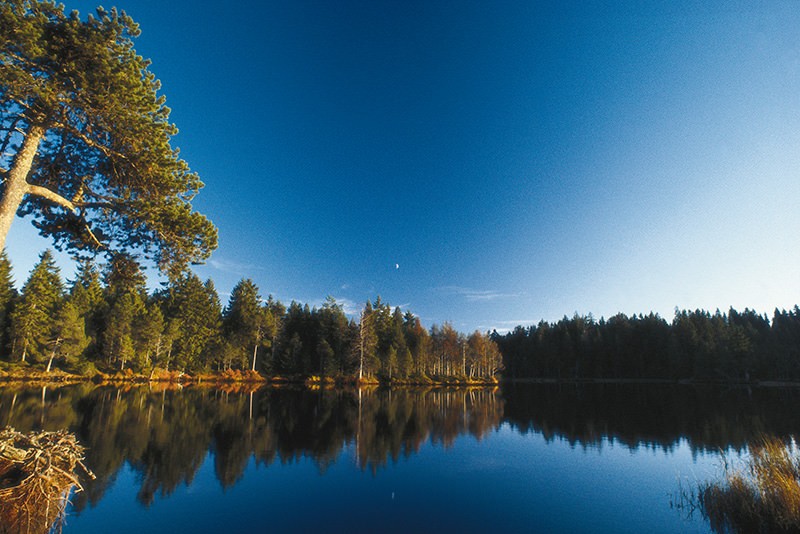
[0,428,94,534]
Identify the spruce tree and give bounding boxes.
[68,259,103,359]
[164,274,221,371]
[69,260,104,318]
[100,253,146,370]
[10,249,64,363]
[50,300,90,372]
[223,279,265,371]
[103,292,142,371]
[133,301,164,372]
[0,249,17,357]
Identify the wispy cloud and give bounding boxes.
[333,297,360,316]
[208,258,265,276]
[438,286,522,302]
[307,296,360,316]
[476,319,538,334]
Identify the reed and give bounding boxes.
[700,436,800,533]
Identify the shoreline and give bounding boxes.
[1,368,799,388]
[503,377,800,387]
[0,367,500,388]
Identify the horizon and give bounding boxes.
[5,0,800,333]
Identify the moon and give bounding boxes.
[395,263,400,270]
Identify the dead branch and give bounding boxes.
[0,427,94,534]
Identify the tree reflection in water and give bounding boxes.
[0,385,503,510]
[0,383,799,516]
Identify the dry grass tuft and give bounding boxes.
[700,436,800,533]
[0,428,94,534]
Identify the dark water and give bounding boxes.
[2,383,800,533]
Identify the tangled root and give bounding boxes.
[0,428,94,534]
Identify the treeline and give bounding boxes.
[494,308,800,382]
[0,250,502,381]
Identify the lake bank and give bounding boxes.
[504,377,800,388]
[0,365,499,388]
[3,364,800,389]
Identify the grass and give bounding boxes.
[698,436,800,533]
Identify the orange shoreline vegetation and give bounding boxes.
[0,367,500,389]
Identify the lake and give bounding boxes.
[2,383,799,533]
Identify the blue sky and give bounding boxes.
[6,0,800,332]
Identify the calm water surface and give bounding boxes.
[2,383,800,533]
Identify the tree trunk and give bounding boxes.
[45,340,58,373]
[0,125,45,250]
[358,318,365,381]
[251,344,258,371]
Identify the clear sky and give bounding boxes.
[6,0,800,332]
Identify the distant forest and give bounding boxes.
[0,250,502,381]
[493,307,800,382]
[2,249,799,383]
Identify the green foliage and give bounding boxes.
[4,246,799,383]
[52,299,90,366]
[494,307,800,382]
[164,274,221,372]
[133,301,164,370]
[9,249,63,362]
[316,339,335,376]
[102,291,143,370]
[397,347,413,379]
[0,249,17,354]
[0,0,217,274]
[222,279,266,371]
[69,259,103,317]
[353,301,378,378]
[103,253,147,301]
[98,254,147,370]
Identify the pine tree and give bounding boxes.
[103,253,147,301]
[0,2,217,273]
